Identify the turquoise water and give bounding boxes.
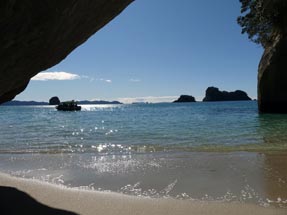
[0,101,287,207]
[1,101,287,154]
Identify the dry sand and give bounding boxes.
[0,173,286,215]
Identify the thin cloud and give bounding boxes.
[81,75,95,82]
[129,78,141,82]
[32,71,80,81]
[99,78,112,83]
[80,76,112,83]
[118,96,178,104]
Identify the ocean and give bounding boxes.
[0,101,286,207]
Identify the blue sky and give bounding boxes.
[16,0,263,103]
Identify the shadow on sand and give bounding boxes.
[0,186,78,215]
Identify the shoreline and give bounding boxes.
[0,172,286,215]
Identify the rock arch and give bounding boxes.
[0,0,133,103]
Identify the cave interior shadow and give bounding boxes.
[0,186,79,215]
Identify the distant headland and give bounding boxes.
[2,96,122,106]
[2,101,49,106]
[78,100,122,105]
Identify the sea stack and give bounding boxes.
[49,97,60,105]
[173,95,196,103]
[203,87,251,102]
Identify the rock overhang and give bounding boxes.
[0,0,134,103]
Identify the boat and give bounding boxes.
[56,100,81,111]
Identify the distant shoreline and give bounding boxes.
[1,100,258,106]
[2,100,122,106]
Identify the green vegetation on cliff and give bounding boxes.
[237,0,287,47]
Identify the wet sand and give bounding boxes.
[0,172,286,215]
[1,151,287,205]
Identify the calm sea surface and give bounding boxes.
[0,101,287,207]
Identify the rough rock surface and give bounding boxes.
[258,35,287,113]
[203,87,251,102]
[0,0,133,104]
[49,96,60,105]
[173,95,196,103]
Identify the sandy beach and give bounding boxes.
[0,172,286,215]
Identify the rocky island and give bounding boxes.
[173,95,196,103]
[49,97,60,105]
[203,87,251,102]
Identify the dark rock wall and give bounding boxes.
[258,35,287,113]
[0,0,133,103]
